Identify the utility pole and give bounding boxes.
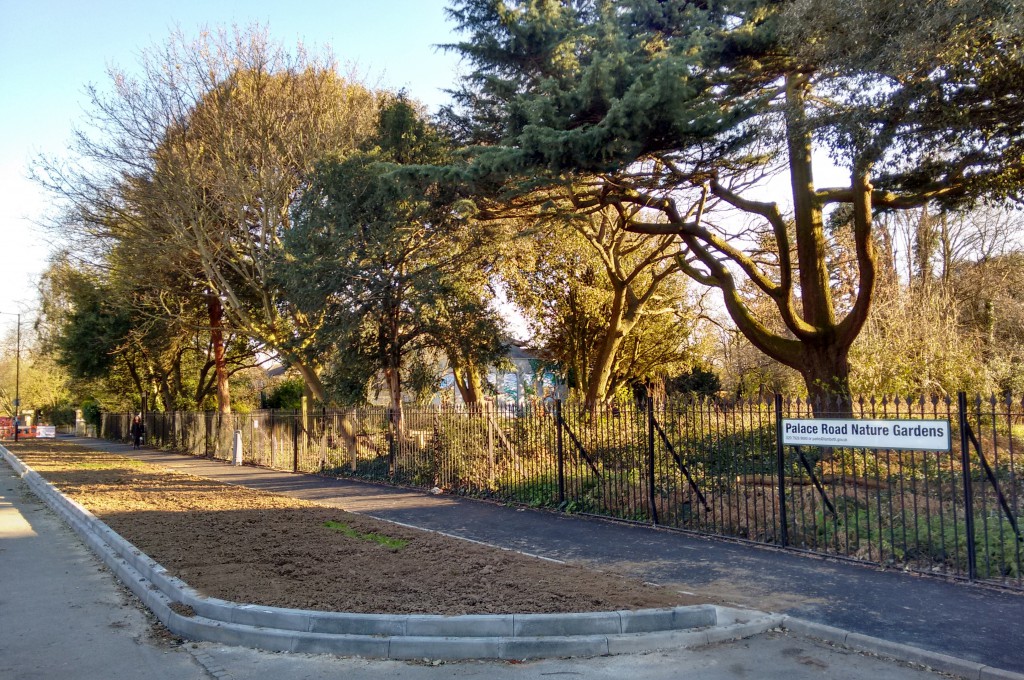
[14,313,19,443]
[1,311,22,442]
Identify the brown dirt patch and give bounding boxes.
[9,440,701,615]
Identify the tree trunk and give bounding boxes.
[159,380,174,412]
[914,204,935,285]
[126,361,143,400]
[291,358,363,461]
[385,366,404,432]
[293,360,327,402]
[207,294,232,414]
[786,73,835,330]
[384,366,404,475]
[453,363,485,407]
[584,284,636,406]
[798,342,853,417]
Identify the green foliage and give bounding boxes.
[36,27,382,405]
[446,0,726,165]
[264,378,305,410]
[48,408,77,428]
[427,280,508,406]
[666,367,722,399]
[81,398,102,428]
[811,503,1022,579]
[322,345,377,407]
[280,96,506,408]
[36,251,257,413]
[495,471,560,508]
[50,271,131,380]
[846,207,1024,396]
[849,281,989,395]
[501,209,698,402]
[405,354,443,406]
[445,0,1024,401]
[449,0,1024,196]
[374,92,451,165]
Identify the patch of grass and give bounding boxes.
[322,520,408,550]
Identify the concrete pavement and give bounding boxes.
[0,463,205,680]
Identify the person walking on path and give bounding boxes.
[130,415,144,449]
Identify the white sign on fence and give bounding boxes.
[781,418,951,451]
[36,426,56,439]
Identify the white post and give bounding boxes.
[232,429,243,465]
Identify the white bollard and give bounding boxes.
[232,429,243,465]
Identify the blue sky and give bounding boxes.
[0,0,465,332]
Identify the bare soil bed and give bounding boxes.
[9,440,701,615]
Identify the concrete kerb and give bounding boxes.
[1,445,781,660]
[6,445,1020,676]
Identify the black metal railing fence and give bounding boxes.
[100,392,1023,589]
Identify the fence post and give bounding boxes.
[141,392,148,446]
[431,408,441,484]
[957,391,977,581]
[775,393,788,548]
[292,411,299,473]
[647,397,659,526]
[301,395,308,466]
[321,406,327,470]
[351,410,360,473]
[555,399,565,505]
[270,409,276,468]
[388,407,396,477]
[486,400,495,488]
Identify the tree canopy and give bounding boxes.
[280,97,508,415]
[36,26,381,404]
[30,14,1024,418]
[444,0,1024,404]
[501,199,700,403]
